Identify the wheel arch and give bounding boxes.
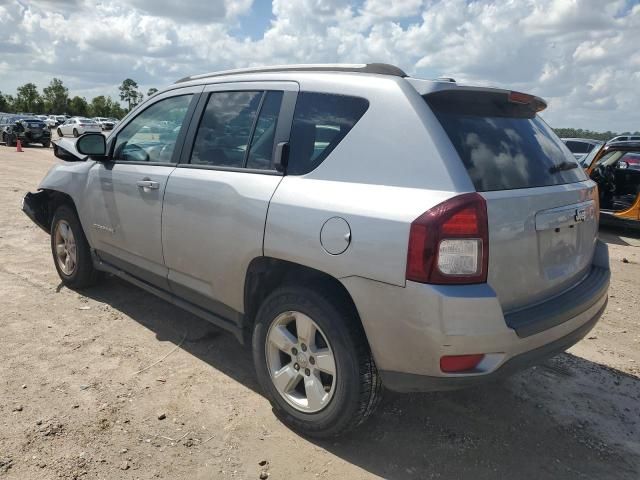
[23,189,80,234]
[243,257,368,345]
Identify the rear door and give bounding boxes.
[425,89,598,311]
[161,81,298,318]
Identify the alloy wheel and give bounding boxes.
[53,220,77,275]
[265,311,337,413]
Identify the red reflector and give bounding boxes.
[441,207,479,235]
[440,354,485,373]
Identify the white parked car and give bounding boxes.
[57,117,102,137]
[93,117,116,131]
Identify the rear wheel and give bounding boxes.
[51,205,101,289]
[252,284,381,438]
[73,128,79,138]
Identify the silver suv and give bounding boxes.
[23,64,610,437]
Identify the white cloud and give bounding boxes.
[0,0,638,131]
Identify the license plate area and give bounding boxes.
[535,200,596,281]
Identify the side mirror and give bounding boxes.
[53,143,79,162]
[617,161,629,170]
[76,133,107,157]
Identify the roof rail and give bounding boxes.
[175,63,407,84]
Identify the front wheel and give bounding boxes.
[252,284,381,438]
[57,128,63,137]
[73,128,79,138]
[42,140,51,148]
[51,205,101,289]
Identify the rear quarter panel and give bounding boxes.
[264,74,473,286]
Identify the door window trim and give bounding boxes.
[177,81,299,175]
[105,85,204,167]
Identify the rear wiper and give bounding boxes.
[549,161,579,174]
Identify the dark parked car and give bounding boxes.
[0,115,51,148]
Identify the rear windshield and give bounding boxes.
[425,90,587,191]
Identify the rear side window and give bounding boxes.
[425,90,587,191]
[287,92,369,175]
[565,141,589,154]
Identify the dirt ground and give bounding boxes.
[1,144,639,480]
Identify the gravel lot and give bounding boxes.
[1,143,639,479]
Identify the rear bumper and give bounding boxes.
[341,240,610,393]
[380,299,605,392]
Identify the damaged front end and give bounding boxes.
[22,191,51,234]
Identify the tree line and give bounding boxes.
[552,128,640,142]
[0,78,158,119]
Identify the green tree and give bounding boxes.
[119,78,141,111]
[15,83,42,113]
[147,87,158,97]
[108,101,126,119]
[3,94,16,112]
[0,91,11,112]
[89,95,109,117]
[42,78,69,114]
[68,96,89,116]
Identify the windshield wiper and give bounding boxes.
[549,161,579,174]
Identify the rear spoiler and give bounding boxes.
[406,79,547,114]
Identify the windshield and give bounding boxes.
[581,145,602,168]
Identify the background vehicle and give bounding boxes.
[561,138,603,162]
[608,135,640,144]
[0,114,50,147]
[586,141,640,225]
[57,117,102,137]
[93,117,116,131]
[45,115,66,128]
[23,64,609,437]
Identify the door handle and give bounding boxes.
[136,180,159,190]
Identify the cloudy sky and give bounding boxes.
[0,0,638,131]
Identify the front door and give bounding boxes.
[86,88,201,288]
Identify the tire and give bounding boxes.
[6,134,14,147]
[42,140,51,148]
[50,205,101,289]
[252,283,381,438]
[73,128,79,138]
[57,128,63,137]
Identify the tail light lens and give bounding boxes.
[406,193,488,284]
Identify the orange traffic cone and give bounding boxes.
[16,139,23,152]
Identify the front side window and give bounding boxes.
[287,92,369,175]
[113,95,192,163]
[190,91,263,168]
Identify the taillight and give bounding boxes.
[406,193,488,284]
